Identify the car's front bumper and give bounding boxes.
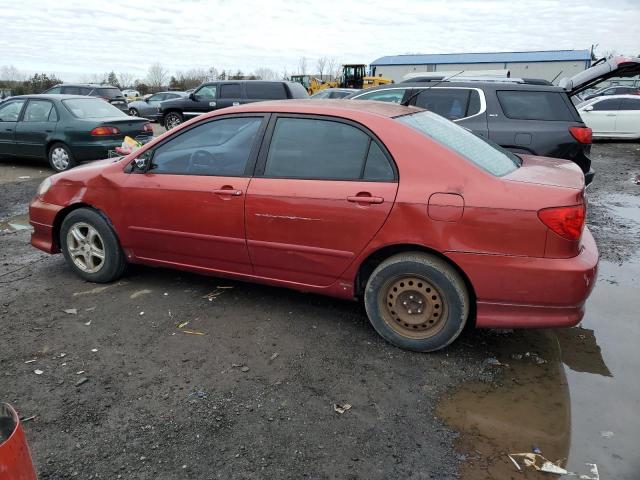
[447,227,599,328]
[29,198,63,254]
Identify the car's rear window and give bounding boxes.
[62,98,127,118]
[397,111,519,176]
[245,82,287,100]
[497,90,574,121]
[92,88,123,99]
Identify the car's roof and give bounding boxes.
[355,81,565,93]
[52,83,119,88]
[8,94,99,100]
[587,94,640,100]
[203,80,296,85]
[229,99,421,117]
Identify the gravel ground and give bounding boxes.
[1,141,637,479]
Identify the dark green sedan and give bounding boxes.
[0,94,153,172]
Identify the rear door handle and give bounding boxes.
[605,113,617,117]
[212,188,243,196]
[347,195,384,204]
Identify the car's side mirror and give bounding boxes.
[583,105,594,112]
[132,154,149,172]
[189,93,197,101]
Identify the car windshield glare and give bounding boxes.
[396,111,520,176]
[62,98,127,119]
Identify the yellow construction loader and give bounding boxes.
[291,64,393,95]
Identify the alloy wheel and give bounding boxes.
[66,222,106,274]
[165,114,181,129]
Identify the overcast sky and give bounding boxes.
[1,0,639,82]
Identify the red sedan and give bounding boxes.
[29,100,598,351]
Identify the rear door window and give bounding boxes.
[619,98,640,110]
[592,98,622,111]
[264,117,372,180]
[245,82,287,100]
[23,100,55,122]
[497,90,574,121]
[220,83,242,99]
[414,88,482,120]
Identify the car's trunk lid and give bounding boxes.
[96,117,150,137]
[504,154,584,190]
[559,56,640,97]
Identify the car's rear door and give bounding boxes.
[121,114,268,274]
[216,83,243,110]
[614,97,640,137]
[582,98,621,136]
[0,99,26,156]
[14,99,58,157]
[245,115,398,287]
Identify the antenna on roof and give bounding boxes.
[400,70,466,107]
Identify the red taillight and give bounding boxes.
[142,122,153,133]
[91,126,120,136]
[538,205,585,241]
[569,126,592,144]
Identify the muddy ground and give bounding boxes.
[1,141,639,479]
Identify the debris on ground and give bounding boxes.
[20,415,36,423]
[130,289,152,299]
[484,357,506,366]
[177,321,190,329]
[510,352,547,364]
[241,366,250,372]
[269,352,279,362]
[91,348,98,353]
[63,308,78,315]
[75,377,89,387]
[33,369,43,375]
[333,403,352,414]
[508,453,600,479]
[187,390,207,400]
[24,359,36,364]
[202,286,233,301]
[181,329,205,336]
[76,370,85,375]
[600,430,614,438]
[84,320,91,326]
[139,311,145,316]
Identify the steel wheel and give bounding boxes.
[51,146,70,171]
[66,222,106,274]
[379,276,447,339]
[165,113,182,129]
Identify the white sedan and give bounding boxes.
[577,95,640,140]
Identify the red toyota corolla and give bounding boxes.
[29,100,598,351]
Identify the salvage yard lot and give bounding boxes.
[1,141,639,479]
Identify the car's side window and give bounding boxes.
[355,89,406,104]
[264,117,393,181]
[363,142,395,181]
[194,85,217,100]
[592,98,621,111]
[220,84,242,99]
[148,116,263,176]
[619,98,640,110]
[45,86,61,94]
[0,100,26,121]
[414,88,482,120]
[62,86,81,95]
[23,100,56,122]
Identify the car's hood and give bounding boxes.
[559,56,640,97]
[158,98,185,110]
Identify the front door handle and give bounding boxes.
[605,113,616,117]
[212,187,243,196]
[347,194,384,204]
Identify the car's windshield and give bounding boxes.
[397,110,520,176]
[62,98,127,119]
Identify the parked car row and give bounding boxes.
[577,95,640,139]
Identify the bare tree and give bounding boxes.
[298,56,307,76]
[0,65,25,82]
[327,57,338,80]
[147,62,169,90]
[118,72,136,89]
[316,57,327,79]
[282,67,289,80]
[254,67,277,80]
[207,66,219,81]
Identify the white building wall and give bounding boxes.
[372,60,589,83]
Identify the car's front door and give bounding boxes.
[184,84,218,120]
[0,99,26,156]
[15,99,58,157]
[583,98,621,135]
[615,97,640,137]
[245,115,398,287]
[121,114,268,274]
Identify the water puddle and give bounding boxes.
[0,213,31,232]
[437,261,640,480]
[598,193,640,225]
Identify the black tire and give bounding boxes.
[48,142,77,172]
[60,208,126,283]
[164,111,183,130]
[364,252,469,352]
[129,108,139,117]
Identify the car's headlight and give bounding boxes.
[37,177,52,196]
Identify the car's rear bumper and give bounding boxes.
[447,227,599,328]
[71,135,153,161]
[29,198,63,254]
